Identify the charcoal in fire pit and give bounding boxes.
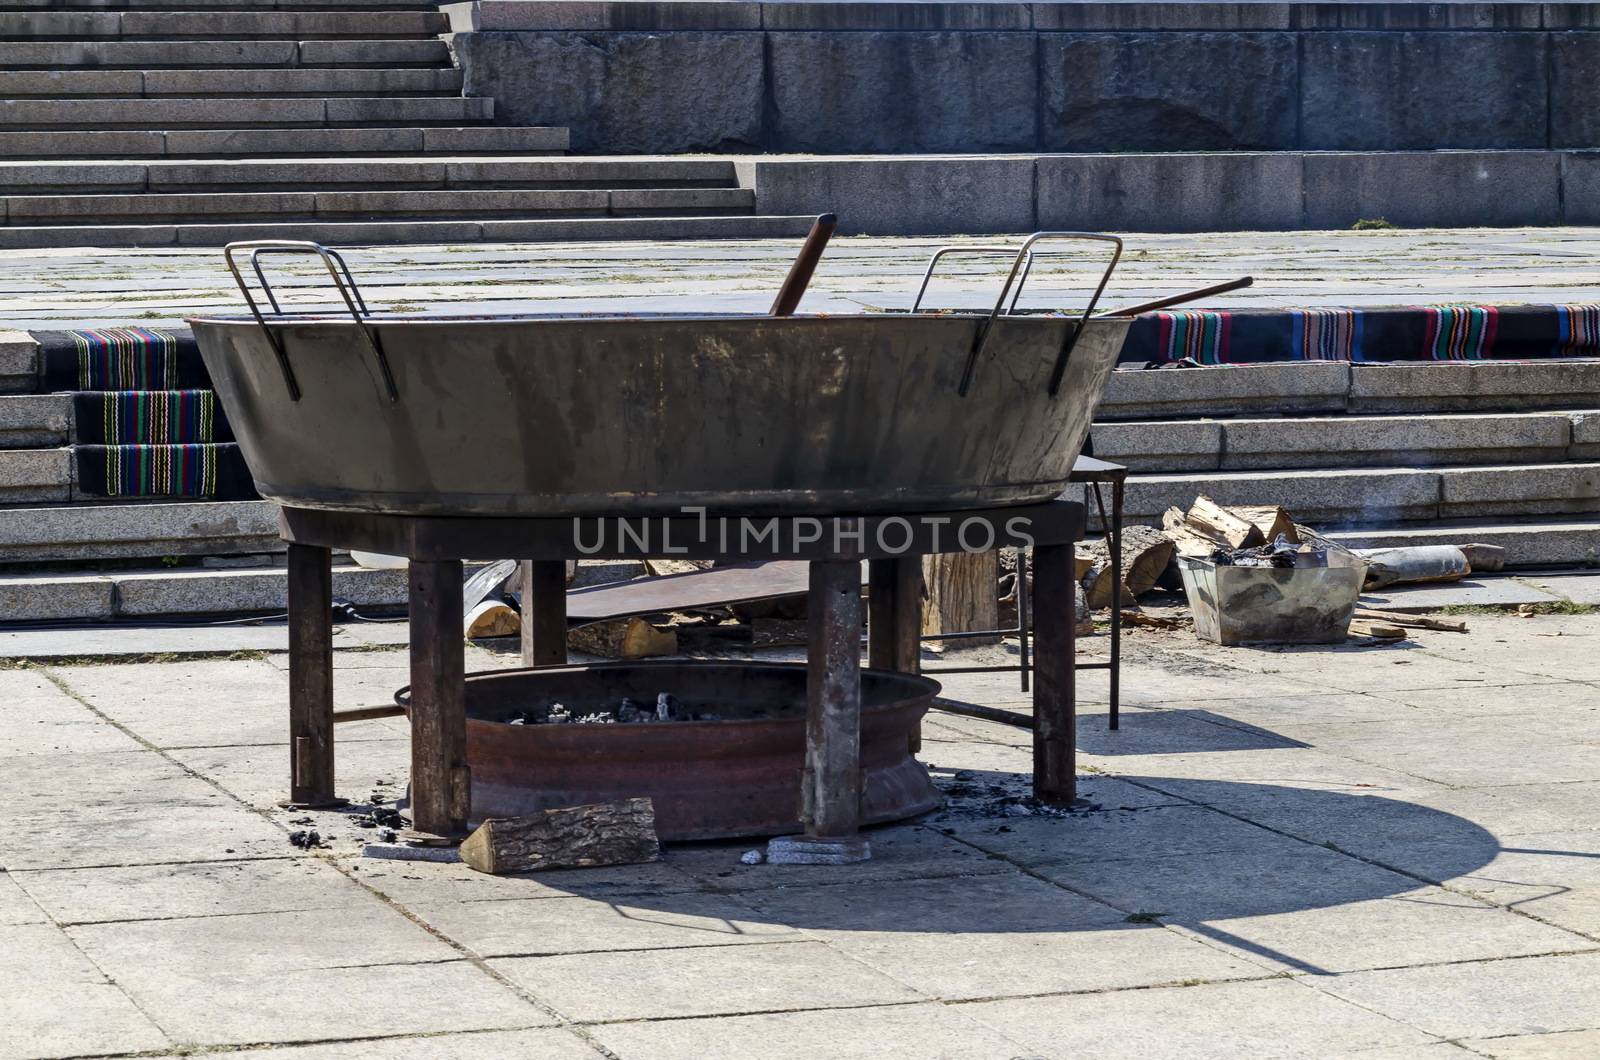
[547,704,572,724]
[655,692,678,721]
[575,712,614,724]
[617,698,647,723]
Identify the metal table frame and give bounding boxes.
[923,456,1127,730]
[279,500,1087,844]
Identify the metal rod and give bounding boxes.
[770,213,838,317]
[931,698,1034,729]
[1101,276,1254,318]
[911,245,1034,314]
[333,704,407,724]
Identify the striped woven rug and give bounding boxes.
[74,443,254,501]
[71,389,234,446]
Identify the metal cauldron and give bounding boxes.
[189,237,1130,517]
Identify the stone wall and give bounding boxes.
[445,1,1600,155]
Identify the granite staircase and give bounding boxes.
[0,0,804,246]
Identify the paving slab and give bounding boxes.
[408,891,800,958]
[101,960,553,1048]
[667,823,1011,891]
[962,977,1440,1058]
[48,656,404,749]
[0,872,44,926]
[494,940,924,1021]
[0,667,139,758]
[1516,571,1600,604]
[14,857,372,926]
[739,871,1268,999]
[1317,951,1600,1041]
[0,923,169,1058]
[70,902,459,978]
[1361,578,1564,611]
[590,1001,1031,1060]
[1462,1029,1600,1059]
[240,1029,606,1059]
[356,855,707,908]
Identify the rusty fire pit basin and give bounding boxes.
[395,661,944,841]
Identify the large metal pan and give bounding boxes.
[189,237,1131,517]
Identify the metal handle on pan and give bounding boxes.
[221,240,398,404]
[911,245,1034,314]
[956,231,1123,398]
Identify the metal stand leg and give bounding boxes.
[772,558,870,864]
[1110,479,1123,731]
[287,543,341,808]
[868,557,923,750]
[520,559,568,667]
[408,559,470,840]
[1032,543,1077,806]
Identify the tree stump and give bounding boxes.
[922,550,999,646]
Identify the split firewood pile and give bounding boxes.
[1080,494,1498,640]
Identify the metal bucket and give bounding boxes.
[1177,552,1368,646]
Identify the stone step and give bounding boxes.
[0,186,757,224]
[0,331,35,393]
[1099,360,1600,420]
[0,126,569,158]
[2,0,438,10]
[0,38,450,67]
[0,559,407,623]
[0,445,68,503]
[0,9,448,38]
[0,156,733,193]
[1108,461,1600,526]
[1093,410,1600,474]
[1324,518,1600,569]
[0,96,494,129]
[0,498,279,562]
[0,67,464,97]
[0,394,65,444]
[0,211,818,248]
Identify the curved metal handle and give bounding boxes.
[911,245,1034,314]
[959,231,1123,397]
[222,240,398,404]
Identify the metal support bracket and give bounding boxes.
[222,239,399,404]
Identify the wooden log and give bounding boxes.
[1080,524,1175,609]
[1459,543,1507,573]
[922,550,999,646]
[1293,524,1359,557]
[1185,495,1265,550]
[1353,607,1468,633]
[1162,506,1222,558]
[1354,546,1470,590]
[1348,620,1405,640]
[465,599,519,639]
[567,616,677,659]
[459,798,661,874]
[1229,505,1299,545]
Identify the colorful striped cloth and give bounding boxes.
[35,327,209,392]
[71,390,233,446]
[1121,303,1600,365]
[74,443,255,500]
